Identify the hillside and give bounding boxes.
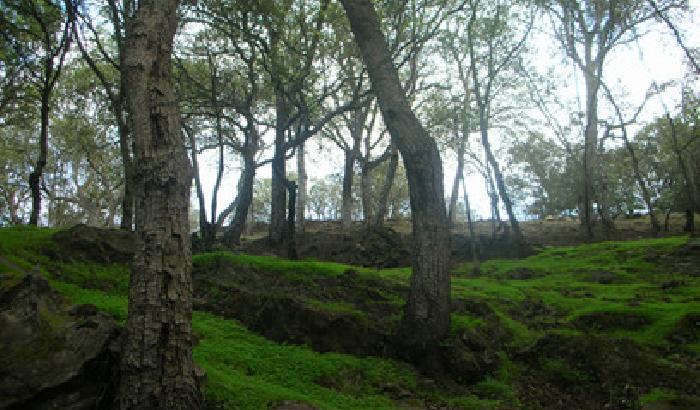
[1,226,699,409]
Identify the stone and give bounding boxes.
[0,271,120,410]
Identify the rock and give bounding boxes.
[49,224,136,264]
[0,271,120,410]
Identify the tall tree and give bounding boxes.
[546,0,682,237]
[117,1,203,409]
[3,0,72,225]
[341,0,452,350]
[67,0,135,229]
[466,0,531,244]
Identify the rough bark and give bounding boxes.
[118,2,203,409]
[341,0,452,349]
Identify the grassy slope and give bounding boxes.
[0,227,489,409]
[1,227,698,408]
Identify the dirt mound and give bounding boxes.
[192,257,509,384]
[240,226,537,267]
[515,333,700,410]
[49,224,135,264]
[193,259,400,356]
[0,269,120,410]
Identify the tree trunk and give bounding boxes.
[29,78,51,226]
[286,180,298,259]
[361,165,372,227]
[225,150,256,245]
[296,142,307,233]
[462,175,480,274]
[619,127,660,233]
[372,144,398,227]
[270,89,288,245]
[118,120,134,230]
[668,115,696,235]
[596,170,615,237]
[118,2,203,409]
[484,170,499,239]
[341,148,355,228]
[582,62,600,240]
[341,0,451,349]
[448,136,466,225]
[479,112,522,243]
[186,126,208,239]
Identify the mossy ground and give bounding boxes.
[1,226,698,409]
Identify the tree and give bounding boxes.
[545,0,683,237]
[341,0,452,350]
[466,0,532,244]
[117,1,203,408]
[67,0,135,229]
[2,0,72,225]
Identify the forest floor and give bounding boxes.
[1,225,699,409]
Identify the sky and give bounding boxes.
[193,2,699,223]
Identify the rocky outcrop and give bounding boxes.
[0,269,120,410]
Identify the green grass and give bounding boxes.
[2,227,698,409]
[193,252,352,280]
[0,227,502,409]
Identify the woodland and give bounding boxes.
[0,0,699,409]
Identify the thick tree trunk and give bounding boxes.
[372,144,398,227]
[270,89,288,245]
[341,0,451,349]
[296,142,307,232]
[118,2,202,409]
[29,82,51,226]
[341,148,356,228]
